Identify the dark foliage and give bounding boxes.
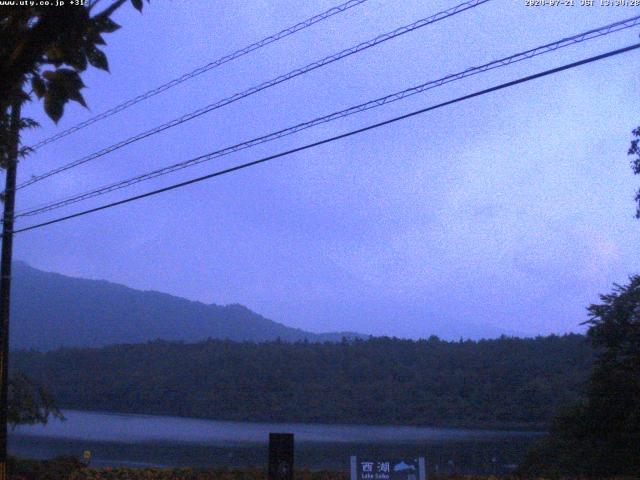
[0,0,149,121]
[6,458,349,480]
[628,127,640,218]
[7,372,63,428]
[7,455,85,480]
[519,276,640,476]
[13,334,592,430]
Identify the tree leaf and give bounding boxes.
[95,16,121,33]
[87,47,109,71]
[88,30,107,46]
[44,91,65,123]
[46,69,87,108]
[18,118,40,130]
[45,45,65,65]
[68,89,87,108]
[31,75,46,99]
[56,68,86,91]
[66,49,88,71]
[131,0,143,11]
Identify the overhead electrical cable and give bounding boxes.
[13,15,640,220]
[9,43,640,236]
[29,0,369,150]
[17,0,490,190]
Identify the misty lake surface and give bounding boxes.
[9,410,543,473]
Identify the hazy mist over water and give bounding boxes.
[9,410,541,471]
[13,410,539,444]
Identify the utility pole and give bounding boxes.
[0,100,22,480]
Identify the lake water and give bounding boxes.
[9,410,543,473]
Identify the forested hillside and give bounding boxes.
[13,335,593,430]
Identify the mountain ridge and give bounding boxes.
[10,261,366,351]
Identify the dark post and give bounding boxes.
[0,100,21,480]
[268,433,294,480]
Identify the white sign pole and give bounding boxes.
[350,456,358,480]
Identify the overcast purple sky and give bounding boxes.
[13,0,640,339]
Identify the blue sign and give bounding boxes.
[350,456,426,480]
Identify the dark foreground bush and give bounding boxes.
[8,455,85,480]
[7,457,349,480]
[7,457,640,480]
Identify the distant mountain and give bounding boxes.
[10,262,366,351]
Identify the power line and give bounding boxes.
[13,14,640,220]
[17,0,490,190]
[10,43,640,236]
[28,0,369,151]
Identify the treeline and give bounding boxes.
[12,334,592,430]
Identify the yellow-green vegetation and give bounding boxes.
[68,468,347,480]
[7,457,349,480]
[7,458,640,480]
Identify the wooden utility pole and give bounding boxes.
[0,100,22,480]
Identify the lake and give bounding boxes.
[9,410,543,473]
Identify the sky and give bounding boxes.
[12,0,640,339]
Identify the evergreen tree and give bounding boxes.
[519,276,640,476]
